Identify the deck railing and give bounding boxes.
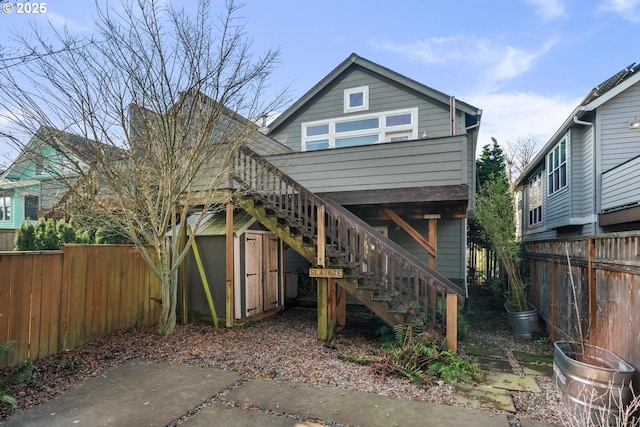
[231,145,464,318]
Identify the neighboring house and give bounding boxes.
[515,62,640,240]
[0,127,84,230]
[264,53,482,286]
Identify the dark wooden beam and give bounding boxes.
[344,203,467,222]
[382,208,436,257]
[319,185,469,205]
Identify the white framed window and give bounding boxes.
[528,171,543,226]
[301,107,418,151]
[548,136,567,195]
[344,86,369,113]
[0,196,10,222]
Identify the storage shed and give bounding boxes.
[182,210,285,323]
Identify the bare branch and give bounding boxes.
[0,0,284,335]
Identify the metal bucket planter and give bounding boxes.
[504,304,540,339]
[554,341,635,423]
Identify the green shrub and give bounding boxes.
[14,217,113,250]
[35,218,61,250]
[14,222,36,250]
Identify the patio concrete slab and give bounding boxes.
[2,359,240,427]
[226,377,508,427]
[453,383,516,413]
[521,363,554,377]
[466,344,507,359]
[182,403,324,427]
[485,372,541,393]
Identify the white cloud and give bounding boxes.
[46,12,92,33]
[373,36,557,90]
[464,91,580,155]
[526,0,566,20]
[600,0,640,22]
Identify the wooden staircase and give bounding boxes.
[230,145,465,332]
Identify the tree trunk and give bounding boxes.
[156,271,177,336]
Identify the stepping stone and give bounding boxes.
[454,383,516,412]
[485,372,541,392]
[521,363,553,377]
[466,344,507,359]
[474,356,513,372]
[512,351,553,365]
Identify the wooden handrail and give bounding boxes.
[230,145,464,318]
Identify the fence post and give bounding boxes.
[588,237,596,344]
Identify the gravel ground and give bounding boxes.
[1,296,567,425]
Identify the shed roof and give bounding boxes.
[186,210,255,236]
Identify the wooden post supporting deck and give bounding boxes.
[446,293,457,353]
[316,205,334,340]
[317,277,329,340]
[427,218,438,313]
[225,202,234,327]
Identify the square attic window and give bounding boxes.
[344,86,369,113]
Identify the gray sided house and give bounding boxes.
[151,55,480,339]
[265,53,482,286]
[515,62,640,239]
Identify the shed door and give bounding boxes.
[263,235,279,311]
[244,233,263,316]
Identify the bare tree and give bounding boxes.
[504,135,541,184]
[0,0,282,335]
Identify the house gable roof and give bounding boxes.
[268,53,480,133]
[514,62,640,187]
[1,126,100,182]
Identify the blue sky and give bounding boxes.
[1,0,639,167]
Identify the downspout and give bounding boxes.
[450,96,456,136]
[573,109,596,234]
[464,111,482,300]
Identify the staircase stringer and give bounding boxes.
[230,145,465,334]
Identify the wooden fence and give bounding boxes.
[0,245,161,368]
[524,232,640,374]
[0,230,15,251]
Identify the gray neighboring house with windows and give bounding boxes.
[263,53,482,286]
[515,62,640,240]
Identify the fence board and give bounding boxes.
[11,254,33,367]
[0,230,15,251]
[525,233,640,382]
[0,256,12,345]
[30,255,44,362]
[0,245,160,368]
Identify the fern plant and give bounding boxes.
[1,341,34,407]
[372,322,484,386]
